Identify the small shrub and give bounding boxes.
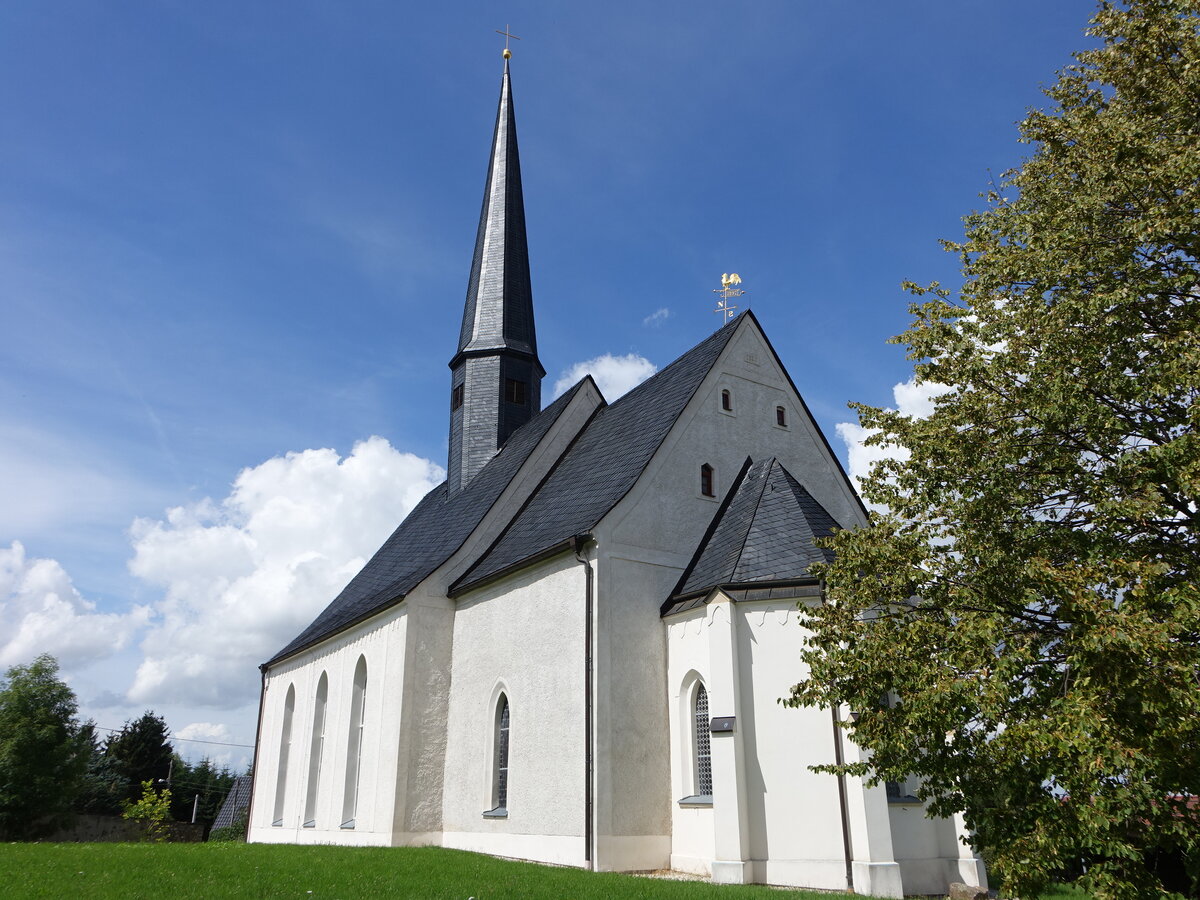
[122,779,172,842]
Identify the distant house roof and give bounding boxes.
[661,456,839,616]
[212,775,253,830]
[450,313,743,594]
[267,380,592,665]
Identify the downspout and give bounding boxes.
[832,703,855,892]
[572,533,595,870]
[247,664,268,841]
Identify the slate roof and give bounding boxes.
[267,381,590,665]
[450,313,744,594]
[453,59,540,371]
[212,775,253,830]
[661,455,840,615]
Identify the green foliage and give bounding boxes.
[0,654,90,840]
[74,722,126,816]
[790,3,1200,900]
[122,780,172,842]
[103,711,173,805]
[168,756,236,829]
[206,806,247,843]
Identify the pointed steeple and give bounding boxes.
[448,58,545,493]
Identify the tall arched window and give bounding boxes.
[694,683,713,798]
[489,693,510,815]
[341,656,367,828]
[700,463,715,498]
[303,672,328,828]
[272,684,296,826]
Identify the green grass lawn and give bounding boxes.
[0,842,871,900]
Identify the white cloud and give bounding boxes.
[552,353,657,401]
[642,307,670,327]
[176,721,231,743]
[838,379,952,509]
[127,436,443,709]
[0,540,150,669]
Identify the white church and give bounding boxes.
[247,55,988,897]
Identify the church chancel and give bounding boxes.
[247,50,988,897]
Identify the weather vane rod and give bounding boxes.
[496,25,521,59]
[713,273,745,323]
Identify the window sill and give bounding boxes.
[340,819,356,829]
[887,795,922,806]
[302,820,315,828]
[271,819,283,827]
[677,795,713,808]
[482,807,508,819]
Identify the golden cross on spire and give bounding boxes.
[713,273,745,323]
[495,25,521,59]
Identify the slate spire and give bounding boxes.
[448,58,545,493]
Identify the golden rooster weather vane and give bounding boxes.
[713,273,745,323]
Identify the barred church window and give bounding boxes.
[721,389,732,411]
[504,378,526,405]
[452,384,464,411]
[272,684,295,826]
[776,405,787,427]
[341,656,367,828]
[700,464,715,498]
[485,694,510,816]
[694,683,713,798]
[303,672,328,828]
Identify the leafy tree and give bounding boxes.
[790,3,1200,899]
[104,711,173,804]
[0,655,90,839]
[122,780,172,842]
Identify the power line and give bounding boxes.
[92,724,255,750]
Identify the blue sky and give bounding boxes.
[1,1,1097,763]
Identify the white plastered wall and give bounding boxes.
[440,552,589,867]
[248,604,408,846]
[585,315,869,874]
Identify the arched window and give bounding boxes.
[488,693,510,815]
[341,656,367,828]
[303,672,328,828]
[272,684,296,826]
[721,389,732,412]
[700,463,715,498]
[694,683,713,798]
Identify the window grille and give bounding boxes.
[496,695,510,810]
[694,684,713,797]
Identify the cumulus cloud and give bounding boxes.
[552,353,658,401]
[642,307,670,327]
[176,721,232,743]
[837,379,952,509]
[127,436,443,709]
[0,541,150,669]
